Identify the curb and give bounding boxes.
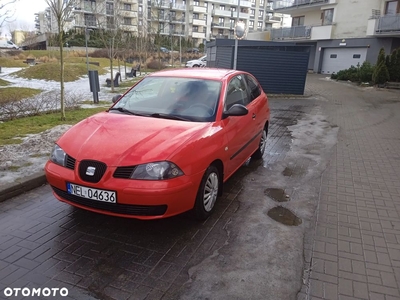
[0,171,47,203]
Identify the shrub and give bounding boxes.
[359,61,374,82]
[373,62,390,85]
[147,59,166,70]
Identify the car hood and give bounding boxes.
[186,59,201,63]
[58,112,210,166]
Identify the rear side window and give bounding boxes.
[245,75,261,102]
[330,54,337,58]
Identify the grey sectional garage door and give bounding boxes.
[321,47,367,74]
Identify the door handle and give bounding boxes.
[252,113,256,120]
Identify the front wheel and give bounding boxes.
[193,165,219,220]
[251,125,268,159]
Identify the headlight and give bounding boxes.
[50,144,67,167]
[130,161,184,180]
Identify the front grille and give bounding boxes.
[113,166,136,179]
[65,155,76,170]
[52,186,168,216]
[78,160,107,183]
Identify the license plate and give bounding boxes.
[67,183,116,203]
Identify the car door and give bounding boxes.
[244,74,268,150]
[221,74,255,178]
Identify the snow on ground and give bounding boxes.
[0,66,149,187]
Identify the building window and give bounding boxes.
[203,27,206,33]
[260,0,264,5]
[259,10,263,17]
[251,9,255,15]
[193,25,199,32]
[193,13,199,19]
[322,9,333,25]
[220,5,225,10]
[194,0,199,6]
[385,0,399,15]
[231,6,236,12]
[107,16,115,28]
[139,20,143,25]
[292,16,305,26]
[124,17,131,25]
[124,3,131,10]
[106,2,114,15]
[218,29,223,34]
[219,17,224,25]
[353,54,361,58]
[249,20,254,29]
[330,54,337,58]
[258,21,262,28]
[84,13,96,26]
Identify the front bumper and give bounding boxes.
[45,161,203,220]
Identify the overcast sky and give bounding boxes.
[1,0,48,37]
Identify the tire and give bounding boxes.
[193,64,200,68]
[193,165,219,220]
[251,124,268,160]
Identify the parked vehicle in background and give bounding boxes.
[45,68,270,221]
[160,47,170,53]
[186,55,207,68]
[186,48,200,53]
[0,39,19,49]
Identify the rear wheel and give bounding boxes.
[251,125,268,160]
[194,165,219,220]
[193,64,200,68]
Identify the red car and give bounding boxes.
[45,68,270,220]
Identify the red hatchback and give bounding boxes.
[45,68,270,220]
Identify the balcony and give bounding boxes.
[273,0,336,13]
[271,24,333,40]
[211,0,252,8]
[170,16,185,23]
[212,22,234,29]
[265,15,281,22]
[367,14,400,36]
[191,5,207,14]
[213,9,233,17]
[193,19,206,26]
[192,31,206,38]
[120,24,138,32]
[120,10,137,18]
[171,4,186,11]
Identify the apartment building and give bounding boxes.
[34,0,285,47]
[270,0,400,73]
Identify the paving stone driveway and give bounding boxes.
[299,75,400,300]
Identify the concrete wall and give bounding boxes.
[333,0,380,39]
[47,46,100,53]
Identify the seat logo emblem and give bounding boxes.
[86,166,96,176]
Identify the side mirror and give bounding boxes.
[223,104,248,117]
[112,94,122,103]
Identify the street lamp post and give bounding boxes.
[233,0,240,70]
[85,26,89,73]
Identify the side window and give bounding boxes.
[224,75,248,111]
[245,75,261,103]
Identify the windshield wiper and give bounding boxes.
[109,107,149,117]
[150,113,190,121]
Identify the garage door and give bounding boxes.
[321,48,367,74]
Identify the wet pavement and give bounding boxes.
[1,74,399,300]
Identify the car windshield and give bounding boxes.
[111,76,222,122]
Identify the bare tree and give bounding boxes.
[45,0,76,120]
[94,1,126,92]
[0,0,19,29]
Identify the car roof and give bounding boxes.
[147,68,239,81]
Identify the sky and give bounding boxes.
[1,0,48,37]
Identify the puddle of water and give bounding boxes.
[282,167,293,177]
[267,206,302,226]
[264,188,289,202]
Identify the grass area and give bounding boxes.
[0,106,108,146]
[79,100,110,105]
[0,87,42,105]
[0,57,27,68]
[0,78,11,86]
[13,62,107,82]
[64,57,118,68]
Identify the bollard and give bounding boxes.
[88,70,100,103]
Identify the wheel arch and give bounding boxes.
[210,159,224,196]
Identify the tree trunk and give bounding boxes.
[59,27,66,121]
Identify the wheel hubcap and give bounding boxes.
[203,172,218,212]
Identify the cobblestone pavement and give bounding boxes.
[299,75,400,300]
